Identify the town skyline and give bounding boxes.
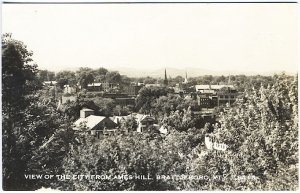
[44,66,296,78]
[2,3,298,74]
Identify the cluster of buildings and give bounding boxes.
[73,108,167,139]
[74,108,228,151]
[44,70,239,123]
[42,70,236,151]
[195,84,238,109]
[43,69,239,111]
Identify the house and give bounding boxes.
[124,85,143,96]
[87,83,102,92]
[204,134,227,151]
[102,82,114,91]
[197,94,218,109]
[129,113,156,132]
[43,81,57,86]
[111,116,127,125]
[73,108,117,138]
[63,85,76,94]
[145,83,162,88]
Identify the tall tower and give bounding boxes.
[184,71,188,84]
[164,68,168,86]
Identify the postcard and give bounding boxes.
[1,0,298,191]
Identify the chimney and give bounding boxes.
[80,108,94,118]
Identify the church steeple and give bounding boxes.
[164,68,168,86]
[184,71,188,84]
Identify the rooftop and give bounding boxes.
[74,115,106,130]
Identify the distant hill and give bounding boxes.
[109,67,219,78]
[109,67,290,78]
[48,66,293,77]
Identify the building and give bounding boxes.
[195,85,235,94]
[111,116,127,125]
[195,85,238,108]
[217,86,238,106]
[124,85,143,96]
[102,82,115,91]
[129,113,156,132]
[73,108,117,138]
[197,94,218,109]
[86,82,117,92]
[87,83,103,92]
[61,95,77,104]
[63,85,76,94]
[145,83,162,88]
[43,81,57,86]
[204,134,227,151]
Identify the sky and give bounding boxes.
[2,3,298,73]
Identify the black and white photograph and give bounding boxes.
[1,0,298,191]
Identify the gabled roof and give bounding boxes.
[133,113,155,123]
[111,116,127,124]
[74,115,106,131]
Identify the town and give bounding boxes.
[3,36,298,191]
[41,68,241,150]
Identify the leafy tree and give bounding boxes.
[62,98,100,121]
[113,105,130,116]
[2,33,40,190]
[135,87,168,114]
[105,71,121,84]
[120,116,138,132]
[61,130,195,190]
[2,34,75,190]
[38,69,55,82]
[55,70,76,89]
[93,97,116,117]
[76,68,94,89]
[161,107,196,132]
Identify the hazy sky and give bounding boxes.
[2,3,298,73]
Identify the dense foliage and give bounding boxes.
[2,34,74,190]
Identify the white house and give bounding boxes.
[73,109,117,138]
[204,135,227,151]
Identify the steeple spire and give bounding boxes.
[164,68,168,86]
[184,71,188,84]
